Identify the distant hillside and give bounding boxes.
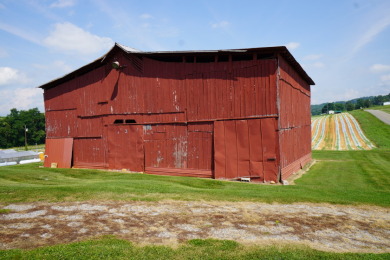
[311,93,390,115]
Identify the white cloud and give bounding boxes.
[0,22,41,45]
[33,60,73,74]
[303,54,322,60]
[53,60,73,73]
[50,0,75,8]
[380,74,390,83]
[211,21,230,29]
[0,88,43,115]
[0,67,29,86]
[285,42,300,50]
[312,62,325,68]
[370,64,390,73]
[140,13,153,19]
[352,16,390,55]
[43,22,114,55]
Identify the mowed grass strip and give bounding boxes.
[350,110,390,149]
[0,110,388,206]
[0,237,388,260]
[0,149,389,206]
[367,104,390,114]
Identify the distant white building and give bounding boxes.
[384,101,390,106]
[328,110,335,114]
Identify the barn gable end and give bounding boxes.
[40,43,314,183]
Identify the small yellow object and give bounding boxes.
[121,168,127,172]
[51,163,58,168]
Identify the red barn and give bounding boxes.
[39,43,314,183]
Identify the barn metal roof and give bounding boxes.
[39,42,314,90]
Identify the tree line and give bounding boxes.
[0,108,45,149]
[311,93,390,115]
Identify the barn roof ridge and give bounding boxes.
[38,42,314,90]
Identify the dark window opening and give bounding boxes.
[150,56,183,62]
[232,54,253,61]
[125,119,137,124]
[218,55,229,62]
[196,55,215,63]
[184,56,195,63]
[114,119,124,124]
[257,53,275,60]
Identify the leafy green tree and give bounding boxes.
[321,103,335,114]
[0,108,45,148]
[363,99,372,108]
[345,102,355,111]
[356,99,365,109]
[334,103,345,111]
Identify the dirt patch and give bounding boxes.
[1,201,389,253]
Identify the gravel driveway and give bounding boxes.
[1,201,389,253]
[365,109,390,125]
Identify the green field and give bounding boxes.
[366,105,390,114]
[0,110,389,259]
[1,237,389,260]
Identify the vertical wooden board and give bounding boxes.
[224,120,238,179]
[223,71,230,119]
[269,60,277,114]
[214,121,226,178]
[202,132,213,170]
[259,62,267,115]
[73,138,106,168]
[44,138,73,168]
[211,73,217,120]
[248,119,263,178]
[261,118,278,182]
[236,120,250,177]
[187,131,198,169]
[266,61,272,114]
[232,70,238,117]
[245,67,252,116]
[144,141,152,167]
[250,66,257,116]
[108,125,144,171]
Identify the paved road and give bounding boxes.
[365,109,390,125]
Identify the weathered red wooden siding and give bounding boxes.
[44,138,73,168]
[214,118,278,182]
[277,55,312,179]
[107,125,144,171]
[73,137,107,168]
[42,46,313,182]
[143,123,213,177]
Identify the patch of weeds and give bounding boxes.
[0,209,11,214]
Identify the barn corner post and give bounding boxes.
[275,54,283,184]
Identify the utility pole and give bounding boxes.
[24,125,28,151]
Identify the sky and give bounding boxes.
[0,0,389,116]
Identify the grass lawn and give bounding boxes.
[0,110,389,258]
[350,109,390,150]
[366,105,390,114]
[1,237,388,260]
[0,111,389,206]
[0,148,389,206]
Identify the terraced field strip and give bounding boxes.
[311,113,375,150]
